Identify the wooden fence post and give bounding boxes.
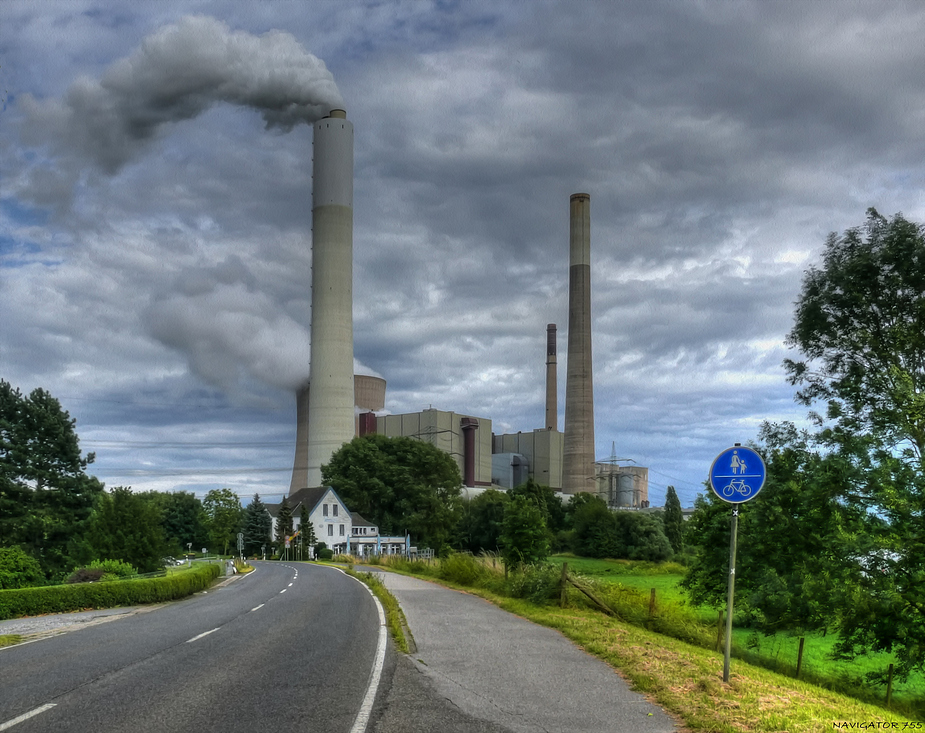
[560,563,569,608]
[886,664,894,708]
[649,588,657,618]
[796,637,805,678]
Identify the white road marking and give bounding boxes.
[185,628,220,643]
[250,604,264,612]
[288,582,293,587]
[0,703,56,731]
[280,589,287,594]
[348,581,388,733]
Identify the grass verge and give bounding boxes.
[0,634,23,648]
[344,567,413,654]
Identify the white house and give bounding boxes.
[267,486,353,556]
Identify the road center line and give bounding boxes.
[288,582,293,587]
[280,588,287,594]
[185,627,220,643]
[250,604,264,612]
[0,703,56,731]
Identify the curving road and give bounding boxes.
[0,562,384,733]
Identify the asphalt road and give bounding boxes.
[2,563,680,733]
[0,562,384,733]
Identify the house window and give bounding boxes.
[339,524,345,536]
[327,525,333,537]
[333,504,338,517]
[323,504,328,517]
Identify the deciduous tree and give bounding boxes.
[499,495,549,568]
[88,487,167,573]
[322,434,463,554]
[777,209,925,677]
[203,488,243,556]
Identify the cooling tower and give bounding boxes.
[305,109,355,488]
[545,324,557,430]
[290,374,387,494]
[562,193,595,494]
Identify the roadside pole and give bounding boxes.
[709,444,765,684]
[723,507,739,682]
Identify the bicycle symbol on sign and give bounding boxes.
[722,479,752,498]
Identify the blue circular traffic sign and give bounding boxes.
[709,446,766,503]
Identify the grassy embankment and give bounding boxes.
[548,554,925,712]
[348,553,922,730]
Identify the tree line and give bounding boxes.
[0,380,309,584]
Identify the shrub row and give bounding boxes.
[0,563,220,620]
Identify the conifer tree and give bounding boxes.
[662,485,683,554]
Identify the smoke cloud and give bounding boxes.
[20,15,343,173]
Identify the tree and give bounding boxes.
[662,486,683,555]
[299,504,316,559]
[786,209,925,459]
[274,496,294,554]
[159,491,208,555]
[243,494,272,557]
[499,495,549,568]
[88,487,167,573]
[570,493,673,561]
[322,434,463,554]
[571,495,622,559]
[780,209,925,677]
[203,488,244,556]
[0,380,103,579]
[459,488,510,554]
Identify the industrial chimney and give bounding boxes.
[545,324,557,431]
[562,193,595,494]
[305,109,355,488]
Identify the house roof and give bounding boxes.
[265,486,346,518]
[350,512,376,528]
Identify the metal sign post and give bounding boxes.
[709,444,766,683]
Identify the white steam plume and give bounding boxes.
[20,15,343,173]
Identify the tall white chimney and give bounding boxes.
[562,193,595,494]
[305,109,354,487]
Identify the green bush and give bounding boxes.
[317,548,334,561]
[0,563,220,620]
[0,547,45,589]
[67,559,138,583]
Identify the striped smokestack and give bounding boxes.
[562,193,595,494]
[545,324,557,430]
[305,109,355,488]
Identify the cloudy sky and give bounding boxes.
[3,1,925,508]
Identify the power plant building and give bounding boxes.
[491,430,564,491]
[375,408,493,488]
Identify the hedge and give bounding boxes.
[0,563,221,620]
